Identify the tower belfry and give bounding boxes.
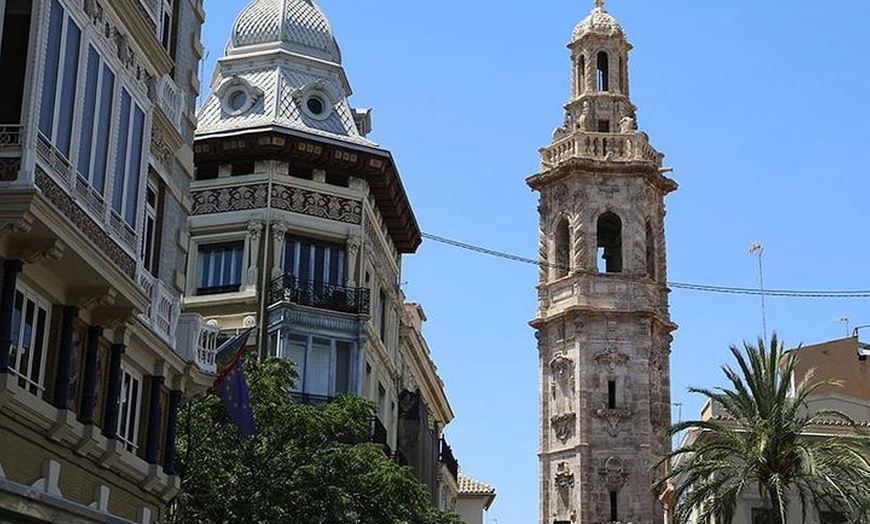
[527,2,678,523]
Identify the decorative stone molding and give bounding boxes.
[598,456,628,490]
[551,412,576,443]
[0,159,20,181]
[8,238,65,264]
[549,352,574,376]
[69,286,118,310]
[36,169,136,278]
[91,307,136,330]
[593,408,632,437]
[555,462,575,489]
[594,345,630,371]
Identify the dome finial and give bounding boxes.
[594,0,605,8]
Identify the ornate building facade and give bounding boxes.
[0,0,207,520]
[527,1,677,523]
[185,0,467,505]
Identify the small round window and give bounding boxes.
[228,90,248,112]
[306,96,325,116]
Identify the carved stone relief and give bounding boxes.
[598,456,629,490]
[593,345,630,371]
[593,408,632,437]
[554,461,575,516]
[551,412,576,443]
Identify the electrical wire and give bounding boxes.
[420,232,870,299]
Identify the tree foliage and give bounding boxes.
[653,334,870,524]
[170,357,464,524]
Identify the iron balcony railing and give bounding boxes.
[269,274,370,315]
[439,437,458,481]
[290,392,335,406]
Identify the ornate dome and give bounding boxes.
[572,4,625,41]
[229,0,341,64]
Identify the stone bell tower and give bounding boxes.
[527,1,678,523]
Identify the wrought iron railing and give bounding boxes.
[269,275,370,315]
[0,125,22,148]
[439,437,459,481]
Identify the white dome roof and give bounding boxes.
[572,6,624,41]
[229,0,341,64]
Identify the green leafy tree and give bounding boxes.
[653,334,870,524]
[170,357,463,524]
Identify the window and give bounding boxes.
[645,220,656,280]
[376,289,387,341]
[197,242,244,295]
[117,367,142,453]
[9,286,51,397]
[576,55,585,94]
[277,333,354,399]
[76,45,115,195]
[554,218,570,279]
[159,0,176,56]
[597,120,610,133]
[284,237,344,285]
[609,491,618,522]
[141,182,160,275]
[38,0,81,158]
[111,89,145,228]
[0,0,32,124]
[608,380,616,409]
[596,51,609,92]
[596,212,622,273]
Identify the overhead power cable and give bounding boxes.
[420,232,870,299]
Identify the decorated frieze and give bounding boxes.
[191,183,362,225]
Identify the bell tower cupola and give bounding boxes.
[527,2,678,524]
[565,0,634,135]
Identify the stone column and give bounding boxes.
[144,375,165,464]
[79,326,104,425]
[246,221,263,289]
[0,259,23,372]
[345,236,361,287]
[52,306,79,409]
[271,222,288,279]
[163,389,181,475]
[101,342,125,437]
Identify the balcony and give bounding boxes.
[176,313,220,374]
[269,275,370,315]
[138,272,180,346]
[439,437,458,482]
[540,131,663,169]
[290,392,335,406]
[156,75,185,129]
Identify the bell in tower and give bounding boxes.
[527,1,678,523]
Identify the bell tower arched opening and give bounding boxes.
[554,217,571,279]
[577,55,586,95]
[596,212,622,273]
[596,51,609,92]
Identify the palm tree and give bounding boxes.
[653,334,870,524]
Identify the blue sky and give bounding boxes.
[198,1,870,522]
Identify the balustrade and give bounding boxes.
[177,313,220,374]
[156,75,185,128]
[540,131,663,168]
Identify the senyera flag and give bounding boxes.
[213,327,256,436]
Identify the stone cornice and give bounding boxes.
[104,0,173,75]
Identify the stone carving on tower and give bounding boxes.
[527,2,678,523]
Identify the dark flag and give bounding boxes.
[213,328,255,436]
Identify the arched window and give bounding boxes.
[645,220,656,280]
[554,218,570,279]
[618,56,625,93]
[596,212,622,273]
[596,51,609,92]
[577,55,586,94]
